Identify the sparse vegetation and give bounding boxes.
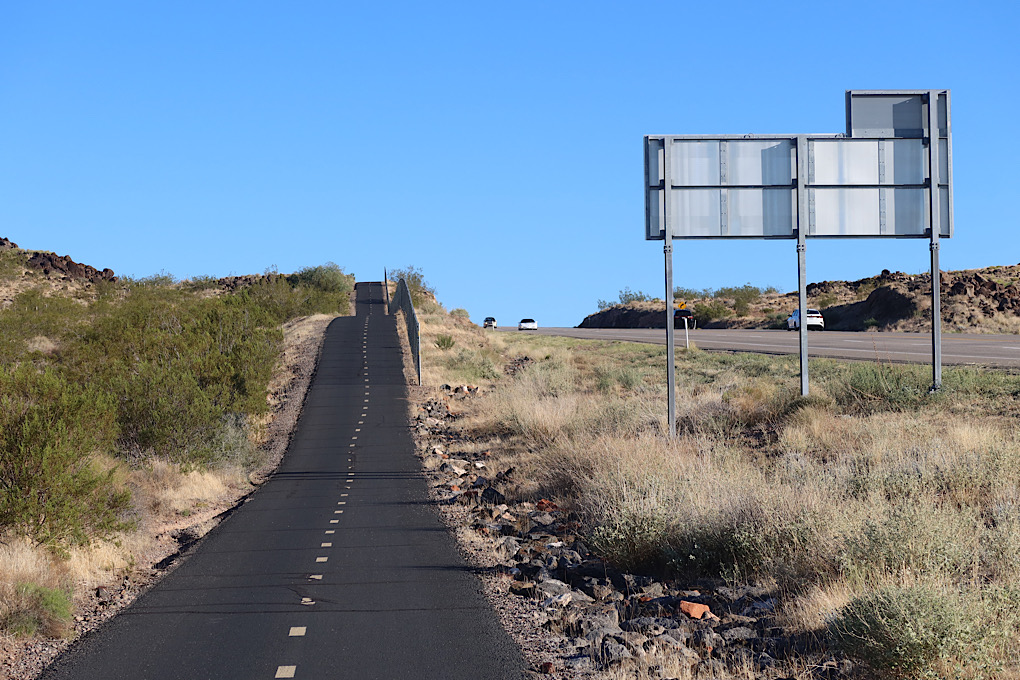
[416,304,1020,677]
[389,265,439,311]
[598,287,657,310]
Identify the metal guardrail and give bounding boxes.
[389,278,421,385]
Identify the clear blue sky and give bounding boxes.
[2,1,1017,326]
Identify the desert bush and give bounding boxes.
[287,262,353,296]
[597,287,656,310]
[435,334,455,350]
[0,366,130,549]
[715,283,777,316]
[449,308,470,319]
[390,265,436,309]
[814,293,839,309]
[182,274,220,291]
[840,503,983,583]
[766,312,788,329]
[828,585,962,679]
[693,300,730,321]
[1,583,73,638]
[674,286,712,300]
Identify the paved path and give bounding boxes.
[42,282,526,680]
[503,327,1020,369]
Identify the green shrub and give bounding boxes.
[390,265,436,308]
[287,262,353,296]
[3,583,74,638]
[815,293,839,309]
[435,334,455,350]
[674,286,713,300]
[0,366,129,549]
[829,585,961,679]
[449,308,470,319]
[693,300,730,322]
[598,287,657,310]
[712,284,776,316]
[766,312,788,329]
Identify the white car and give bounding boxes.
[787,309,824,331]
[518,318,538,331]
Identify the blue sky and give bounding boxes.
[2,1,1017,326]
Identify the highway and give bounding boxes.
[499,327,1020,369]
[42,283,526,680]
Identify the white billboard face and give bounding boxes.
[645,138,797,239]
[647,89,951,240]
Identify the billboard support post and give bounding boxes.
[927,90,943,391]
[662,140,677,438]
[796,135,810,396]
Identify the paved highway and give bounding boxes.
[499,327,1020,369]
[42,283,526,680]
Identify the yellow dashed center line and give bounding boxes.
[315,556,327,563]
[321,542,332,547]
[276,665,297,678]
[289,627,306,637]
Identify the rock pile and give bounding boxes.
[216,273,285,291]
[26,251,117,283]
[0,236,17,251]
[413,385,849,678]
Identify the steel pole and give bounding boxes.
[928,91,943,391]
[796,136,810,396]
[662,139,677,437]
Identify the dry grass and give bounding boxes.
[417,306,1020,677]
[0,540,71,638]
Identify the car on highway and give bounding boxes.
[787,309,824,331]
[674,309,695,329]
[518,318,538,331]
[483,317,497,329]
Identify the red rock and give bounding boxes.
[536,499,558,512]
[539,661,554,674]
[680,600,711,619]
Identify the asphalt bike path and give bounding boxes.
[41,282,526,680]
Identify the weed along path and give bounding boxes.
[40,282,526,680]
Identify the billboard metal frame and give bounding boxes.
[647,90,952,437]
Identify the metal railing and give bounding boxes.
[389,278,421,385]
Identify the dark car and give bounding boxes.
[674,308,696,329]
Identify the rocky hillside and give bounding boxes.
[0,237,118,308]
[579,264,1020,334]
